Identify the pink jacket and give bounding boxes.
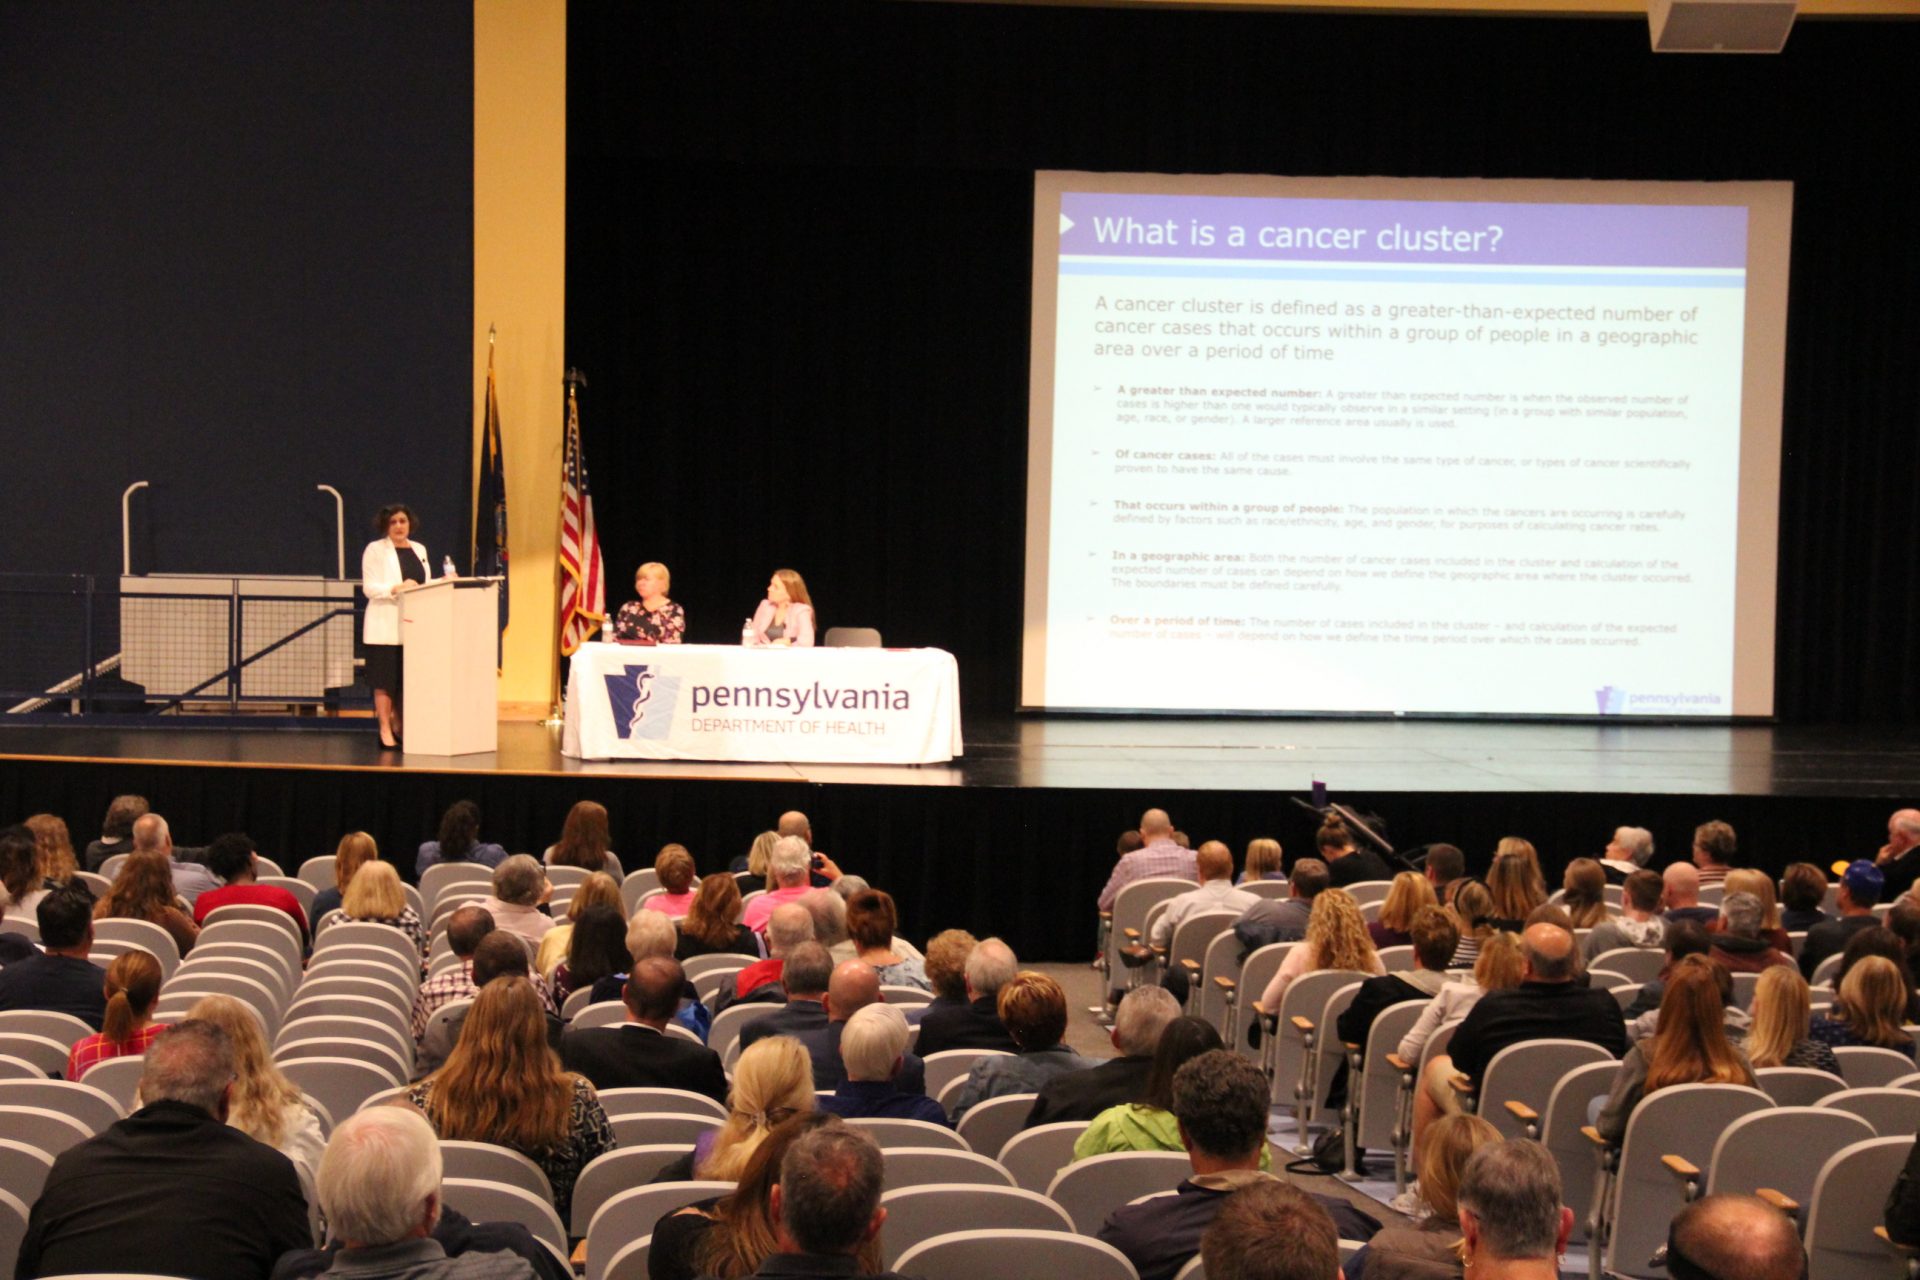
[749,599,815,647]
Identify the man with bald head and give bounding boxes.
[1661,861,1718,927]
[715,902,815,1013]
[1876,807,1920,899]
[778,809,843,884]
[1447,923,1626,1085]
[1666,1194,1806,1280]
[803,959,926,1093]
[131,812,220,906]
[1097,808,1199,913]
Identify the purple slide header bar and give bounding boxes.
[1060,193,1749,269]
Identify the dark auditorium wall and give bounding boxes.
[0,3,473,586]
[567,2,1920,723]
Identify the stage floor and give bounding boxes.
[3,716,1919,798]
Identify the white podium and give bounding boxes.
[400,578,500,756]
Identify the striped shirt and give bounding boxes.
[1097,840,1199,913]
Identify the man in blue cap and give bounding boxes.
[1799,859,1884,980]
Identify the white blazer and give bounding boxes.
[361,538,433,645]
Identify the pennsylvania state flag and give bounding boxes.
[475,340,509,661]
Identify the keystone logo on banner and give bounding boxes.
[604,665,683,741]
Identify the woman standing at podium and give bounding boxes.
[747,568,815,647]
[361,503,432,749]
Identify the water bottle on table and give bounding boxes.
[741,618,755,646]
[441,556,456,579]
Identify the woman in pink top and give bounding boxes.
[747,569,815,647]
[649,844,698,917]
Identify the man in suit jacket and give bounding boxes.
[915,937,1020,1055]
[802,960,926,1094]
[738,942,833,1053]
[561,956,727,1103]
[1024,986,1180,1128]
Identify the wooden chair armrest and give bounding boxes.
[572,1239,587,1266]
[1661,1154,1700,1180]
[1755,1188,1799,1215]
[1180,958,1201,973]
[1504,1100,1539,1124]
[1290,1015,1315,1034]
[1447,1072,1474,1095]
[1250,1000,1269,1018]
[1123,927,1141,941]
[1875,1225,1920,1256]
[1343,1041,1364,1052]
[1100,912,1113,921]
[1580,1125,1609,1149]
[1384,1053,1413,1072]
[1214,976,1237,993]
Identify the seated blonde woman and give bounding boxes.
[535,871,624,977]
[1256,887,1384,1013]
[1744,963,1841,1074]
[323,860,426,955]
[310,831,377,924]
[1445,880,1497,971]
[1369,871,1438,949]
[1560,858,1611,930]
[1402,932,1525,1159]
[656,1035,816,1184]
[1810,955,1917,1059]
[1717,867,1793,954]
[187,994,327,1191]
[1344,1113,1500,1279]
[1485,843,1547,932]
[1239,837,1284,885]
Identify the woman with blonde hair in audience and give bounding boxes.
[660,1035,816,1183]
[1347,1113,1501,1279]
[649,844,699,918]
[1719,867,1791,953]
[1596,956,1756,1142]
[1370,871,1439,950]
[66,950,165,1080]
[1258,887,1384,1012]
[1745,964,1841,1074]
[845,888,930,991]
[323,859,426,954]
[1403,931,1526,1161]
[535,870,624,976]
[546,799,617,873]
[25,814,78,888]
[309,831,377,923]
[1486,844,1546,932]
[1809,954,1917,1058]
[1240,837,1284,885]
[94,850,199,956]
[187,993,326,1188]
[1446,880,1498,971]
[406,975,614,1220]
[676,872,759,960]
[730,829,779,882]
[1559,858,1610,930]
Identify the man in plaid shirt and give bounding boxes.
[412,905,495,1042]
[1097,809,1199,913]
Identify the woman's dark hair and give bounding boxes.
[373,503,418,535]
[437,801,480,863]
[1140,1015,1225,1112]
[565,904,632,990]
[0,825,39,902]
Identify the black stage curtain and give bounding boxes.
[567,1,1920,722]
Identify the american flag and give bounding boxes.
[557,385,605,657]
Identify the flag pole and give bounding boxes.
[548,367,589,726]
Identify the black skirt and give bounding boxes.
[365,642,403,696]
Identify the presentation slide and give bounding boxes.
[1022,173,1790,717]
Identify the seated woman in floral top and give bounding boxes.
[610,561,686,643]
[323,860,427,956]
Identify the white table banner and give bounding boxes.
[561,643,964,764]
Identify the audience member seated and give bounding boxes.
[917,928,978,1026]
[731,829,779,882]
[648,843,698,917]
[1559,858,1610,930]
[1662,862,1718,929]
[715,904,816,1011]
[412,905,495,1044]
[1624,921,1712,1021]
[1705,891,1794,974]
[407,975,613,1222]
[1445,879,1498,971]
[0,885,108,1028]
[547,902,630,1004]
[66,949,165,1080]
[1330,905,1458,1110]
[1582,869,1666,962]
[797,888,856,964]
[1484,842,1547,932]
[743,836,819,934]
[1097,1050,1377,1280]
[310,831,378,926]
[845,888,929,989]
[534,870,623,977]
[1369,870,1440,950]
[94,847,201,957]
[1801,859,1887,980]
[1808,954,1917,1058]
[1424,843,1466,904]
[131,811,221,906]
[777,809,846,888]
[1716,868,1794,954]
[1743,964,1841,1074]
[648,1113,869,1280]
[804,959,927,1095]
[560,954,727,1101]
[1256,886,1384,1020]
[1596,956,1756,1143]
[467,854,552,947]
[1889,899,1920,981]
[84,792,148,872]
[419,933,562,1078]
[1885,1126,1920,1247]
[15,1019,311,1280]
[323,858,425,953]
[818,1004,947,1126]
[1076,1016,1270,1168]
[1668,1194,1808,1280]
[1154,841,1262,951]
[664,1034,816,1183]
[1321,817,1394,889]
[1780,861,1830,933]
[544,799,616,873]
[1239,836,1285,885]
[1598,825,1656,884]
[1342,1113,1500,1280]
[676,871,761,961]
[1691,819,1738,889]
[1398,931,1524,1071]
[738,941,834,1053]
[1453,1141,1574,1280]
[0,824,49,925]
[1416,923,1625,1154]
[1097,808,1199,913]
[299,1105,543,1280]
[415,798,508,877]
[189,993,328,1192]
[1025,985,1180,1127]
[739,1123,908,1280]
[1199,1179,1344,1280]
[913,936,1020,1055]
[1235,857,1328,954]
[193,832,309,936]
[950,970,1093,1120]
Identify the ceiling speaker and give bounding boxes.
[1649,0,1797,52]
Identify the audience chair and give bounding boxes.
[89,919,181,976]
[1104,878,1197,1001]
[1606,983,1642,1012]
[996,1122,1086,1194]
[1474,1039,1618,1141]
[848,1117,970,1152]
[560,987,598,1022]
[881,1147,1015,1193]
[1810,953,1844,989]
[1804,1136,1913,1280]
[1385,1022,1459,1195]
[1260,971,1362,1143]
[196,919,300,977]
[78,1055,145,1112]
[185,940,295,988]
[709,1004,778,1067]
[0,1055,43,1082]
[570,1001,629,1031]
[72,870,113,897]
[0,1034,72,1078]
[1589,947,1665,985]
[276,1015,413,1068]
[579,1179,733,1279]
[259,876,318,918]
[546,865,592,893]
[355,1083,412,1114]
[954,1092,1037,1162]
[0,1011,95,1050]
[420,864,493,914]
[1755,1067,1849,1107]
[420,998,472,1062]
[1834,1046,1917,1089]
[0,1105,93,1157]
[151,991,269,1035]
[923,1049,1014,1107]
[1193,929,1242,1033]
[97,853,130,880]
[1241,878,1290,901]
[689,957,755,1005]
[312,921,421,968]
[1046,1150,1191,1234]
[1219,942,1295,1063]
[275,1035,408,1081]
[176,955,291,1006]
[596,1087,728,1122]
[296,855,337,891]
[878,985,933,1010]
[279,1056,404,1123]
[878,1184,1075,1268]
[0,1186,28,1280]
[1163,911,1241,1013]
[0,1139,54,1210]
[306,942,420,985]
[823,626,883,647]
[1731,971,1762,1010]
[1375,945,1415,973]
[1667,1107,1874,1228]
[1174,1254,1205,1280]
[894,1228,1138,1280]
[1817,1086,1920,1138]
[300,965,417,1003]
[1343,881,1395,906]
[619,869,662,913]
[1296,979,1365,1153]
[607,1111,718,1149]
[283,994,412,1041]
[440,1177,567,1254]
[665,1023,704,1045]
[1534,1062,1621,1244]
[1347,998,1427,1183]
[439,1141,555,1204]
[0,1079,124,1135]
[200,904,303,949]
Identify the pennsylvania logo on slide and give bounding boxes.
[1594,685,1627,715]
[604,665,683,741]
